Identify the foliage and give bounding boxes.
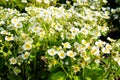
[0,0,120,80]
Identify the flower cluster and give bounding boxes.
[0,0,120,79]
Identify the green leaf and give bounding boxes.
[73,76,80,80]
[0,57,4,70]
[50,71,66,80]
[36,42,41,47]
[97,76,104,80]
[86,77,91,80]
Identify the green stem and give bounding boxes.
[22,63,25,78]
[58,60,72,80]
[59,63,68,75]
[34,50,37,73]
[103,54,112,79]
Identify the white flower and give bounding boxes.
[80,28,89,35]
[47,48,57,56]
[24,38,33,44]
[80,51,86,57]
[73,22,80,26]
[22,52,30,59]
[11,18,19,24]
[56,46,62,51]
[49,28,55,34]
[95,40,104,47]
[36,0,42,3]
[74,42,80,49]
[31,24,41,33]
[70,27,80,36]
[84,24,92,30]
[107,37,116,42]
[61,32,65,40]
[14,67,21,75]
[66,32,75,40]
[38,30,45,38]
[90,5,95,9]
[73,65,80,73]
[95,59,100,64]
[62,42,71,49]
[102,7,106,11]
[65,12,72,18]
[85,43,91,49]
[114,57,120,66]
[14,22,23,29]
[55,24,63,31]
[83,55,91,61]
[101,47,110,54]
[9,57,17,65]
[43,0,50,4]
[91,31,101,37]
[0,21,5,25]
[100,26,108,32]
[65,61,69,65]
[103,0,107,3]
[5,36,14,41]
[21,0,27,3]
[67,50,77,58]
[16,55,23,63]
[0,30,10,35]
[22,42,32,51]
[91,46,100,56]
[105,43,112,50]
[77,45,84,52]
[81,39,87,45]
[58,50,66,59]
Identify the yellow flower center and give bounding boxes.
[24,54,29,58]
[50,50,55,55]
[69,52,74,57]
[25,44,31,49]
[59,52,64,57]
[11,59,16,64]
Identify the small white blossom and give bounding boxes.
[38,30,45,38]
[105,43,112,50]
[5,36,14,41]
[58,50,66,59]
[80,28,89,35]
[103,0,107,4]
[83,55,91,61]
[14,22,23,29]
[11,18,19,24]
[62,42,71,49]
[81,39,87,45]
[21,0,27,3]
[36,0,42,3]
[91,46,100,56]
[70,27,80,36]
[101,47,110,54]
[0,21,5,25]
[74,42,80,49]
[22,42,32,51]
[0,30,10,35]
[9,57,17,65]
[114,57,120,66]
[107,37,116,42]
[67,50,77,58]
[95,40,104,47]
[47,48,57,56]
[43,0,50,4]
[22,52,30,59]
[14,67,21,75]
[31,24,41,33]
